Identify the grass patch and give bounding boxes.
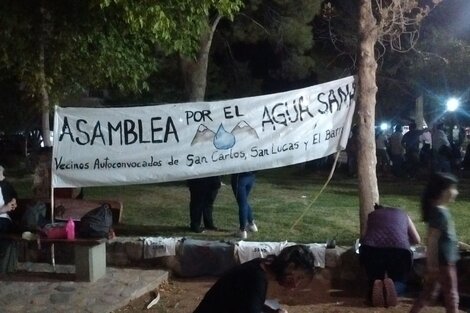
[9,166,470,245]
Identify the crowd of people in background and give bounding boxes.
[347,121,470,179]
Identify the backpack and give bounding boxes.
[78,203,113,239]
[21,201,47,232]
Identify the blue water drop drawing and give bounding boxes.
[214,124,236,150]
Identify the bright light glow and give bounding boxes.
[446,98,460,112]
[380,122,389,131]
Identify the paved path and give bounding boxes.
[0,263,168,313]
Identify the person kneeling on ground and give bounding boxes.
[193,244,316,313]
[359,203,421,307]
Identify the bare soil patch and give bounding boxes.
[114,275,462,313]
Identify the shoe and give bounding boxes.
[190,227,205,233]
[383,278,397,307]
[247,222,258,232]
[371,279,385,307]
[238,230,248,240]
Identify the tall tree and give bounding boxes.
[356,0,443,236]
[211,0,323,96]
[356,0,379,237]
[179,13,225,101]
[0,0,243,145]
[100,1,243,102]
[0,0,158,146]
[318,0,443,235]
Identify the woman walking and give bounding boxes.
[409,172,460,313]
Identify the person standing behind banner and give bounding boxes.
[375,129,390,176]
[419,129,433,171]
[231,172,257,240]
[401,122,424,178]
[432,123,452,173]
[187,176,221,233]
[389,124,405,177]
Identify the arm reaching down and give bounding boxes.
[407,215,421,245]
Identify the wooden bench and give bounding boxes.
[3,234,107,282]
[4,198,123,282]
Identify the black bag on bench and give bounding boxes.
[78,203,113,239]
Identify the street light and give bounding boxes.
[446,97,460,112]
[380,122,389,131]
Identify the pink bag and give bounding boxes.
[41,222,67,239]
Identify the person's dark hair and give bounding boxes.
[394,124,402,132]
[421,172,458,222]
[409,122,416,130]
[268,245,315,283]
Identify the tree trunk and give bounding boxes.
[180,15,222,102]
[357,0,379,237]
[39,2,51,147]
[416,95,424,129]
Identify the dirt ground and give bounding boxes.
[114,275,466,313]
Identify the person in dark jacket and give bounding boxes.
[193,244,316,313]
[188,176,221,233]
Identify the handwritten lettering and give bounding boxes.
[223,106,244,119]
[186,154,208,166]
[93,157,162,169]
[262,96,315,131]
[317,83,355,115]
[54,157,90,170]
[211,150,247,162]
[325,127,343,140]
[185,110,213,124]
[59,116,179,146]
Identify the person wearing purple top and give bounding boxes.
[359,203,421,306]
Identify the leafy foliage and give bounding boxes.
[231,0,322,82]
[0,0,243,108]
[98,0,243,57]
[0,0,158,106]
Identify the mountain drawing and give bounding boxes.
[231,121,259,139]
[190,121,259,150]
[190,124,216,146]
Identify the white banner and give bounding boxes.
[52,76,356,187]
